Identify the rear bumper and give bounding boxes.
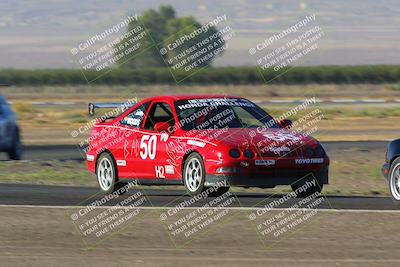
[205,166,329,188]
[382,163,390,181]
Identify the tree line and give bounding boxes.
[0,66,399,85]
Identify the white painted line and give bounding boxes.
[0,204,399,213]
[331,99,357,103]
[31,102,78,105]
[360,99,386,103]
[268,100,296,103]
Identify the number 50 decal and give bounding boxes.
[140,135,157,160]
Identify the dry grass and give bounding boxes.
[12,104,400,144]
[3,83,400,102]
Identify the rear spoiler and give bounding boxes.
[88,102,136,118]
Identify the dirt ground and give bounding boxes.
[1,207,399,267]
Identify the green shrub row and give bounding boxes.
[0,65,399,85]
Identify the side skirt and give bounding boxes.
[118,178,183,186]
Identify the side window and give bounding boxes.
[144,102,175,130]
[120,102,149,128]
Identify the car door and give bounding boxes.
[117,101,150,178]
[139,101,177,180]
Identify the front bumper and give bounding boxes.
[382,163,390,181]
[205,166,329,188]
[86,152,97,173]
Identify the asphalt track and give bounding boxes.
[0,144,84,161]
[0,183,398,210]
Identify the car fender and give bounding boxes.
[95,150,118,176]
[387,139,400,165]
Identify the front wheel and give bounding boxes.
[96,153,126,195]
[183,153,206,196]
[388,158,400,205]
[291,176,323,198]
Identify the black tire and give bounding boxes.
[291,176,323,198]
[207,186,230,197]
[388,157,400,205]
[8,131,22,160]
[183,153,206,196]
[96,153,127,195]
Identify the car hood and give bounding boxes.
[204,128,318,148]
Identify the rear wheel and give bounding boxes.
[8,131,22,160]
[291,176,323,198]
[96,153,126,195]
[183,153,206,196]
[388,158,400,205]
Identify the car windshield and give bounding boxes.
[174,98,280,131]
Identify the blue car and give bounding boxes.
[0,95,22,160]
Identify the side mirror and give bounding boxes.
[154,121,170,132]
[280,119,293,129]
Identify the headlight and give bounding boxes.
[243,149,255,158]
[229,149,241,158]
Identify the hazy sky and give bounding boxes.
[0,0,399,68]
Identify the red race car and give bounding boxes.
[86,95,329,197]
